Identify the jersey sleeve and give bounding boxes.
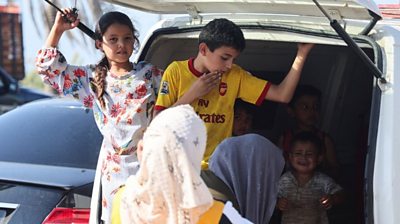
[154,61,179,111]
[237,68,271,106]
[36,48,94,107]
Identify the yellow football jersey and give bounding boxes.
[155,59,270,169]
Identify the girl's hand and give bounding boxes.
[277,197,290,211]
[320,195,333,210]
[187,71,221,99]
[53,8,80,33]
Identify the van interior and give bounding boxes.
[140,27,376,224]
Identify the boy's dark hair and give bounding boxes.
[290,131,323,154]
[289,84,321,108]
[199,18,245,52]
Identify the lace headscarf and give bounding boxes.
[120,105,213,224]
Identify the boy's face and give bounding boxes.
[289,141,321,175]
[292,95,320,127]
[200,43,240,74]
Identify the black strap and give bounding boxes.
[201,170,240,211]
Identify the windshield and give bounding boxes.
[0,101,102,169]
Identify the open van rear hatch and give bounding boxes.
[107,0,386,82]
[106,0,381,21]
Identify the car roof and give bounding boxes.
[0,98,102,187]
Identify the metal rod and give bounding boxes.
[312,0,385,82]
[312,0,333,22]
[43,0,98,40]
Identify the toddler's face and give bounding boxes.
[289,141,320,174]
[203,45,240,74]
[293,95,320,127]
[98,23,135,64]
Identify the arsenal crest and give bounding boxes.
[219,82,227,96]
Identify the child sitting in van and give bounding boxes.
[278,84,339,178]
[154,18,314,168]
[277,131,344,224]
[232,99,256,136]
[111,105,251,224]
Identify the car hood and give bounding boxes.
[18,87,52,100]
[106,0,381,20]
[0,162,95,189]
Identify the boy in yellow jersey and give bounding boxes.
[155,18,314,169]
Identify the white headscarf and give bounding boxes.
[209,133,285,224]
[120,105,213,224]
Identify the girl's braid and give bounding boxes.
[92,56,108,109]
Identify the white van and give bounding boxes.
[104,0,400,223]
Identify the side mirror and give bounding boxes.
[0,79,7,95]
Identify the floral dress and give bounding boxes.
[36,48,162,223]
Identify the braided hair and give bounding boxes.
[91,11,139,109]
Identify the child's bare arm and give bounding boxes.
[45,8,80,48]
[320,190,345,209]
[276,197,290,211]
[324,134,339,170]
[265,43,314,103]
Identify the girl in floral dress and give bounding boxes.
[36,9,162,223]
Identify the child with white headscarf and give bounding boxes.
[116,104,213,223]
[112,105,252,224]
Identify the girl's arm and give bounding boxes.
[45,8,80,48]
[36,8,93,106]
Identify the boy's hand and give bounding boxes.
[53,8,80,33]
[169,71,221,107]
[276,197,289,211]
[320,195,333,210]
[189,71,221,98]
[297,43,314,56]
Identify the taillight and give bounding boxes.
[42,208,90,224]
